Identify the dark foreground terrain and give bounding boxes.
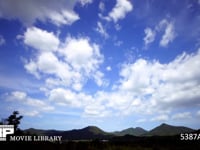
[1,135,200,150]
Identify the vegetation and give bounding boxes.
[2,138,200,150]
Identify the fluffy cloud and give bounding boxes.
[8,49,200,119]
[60,36,103,75]
[49,88,83,107]
[0,0,82,26]
[45,48,199,119]
[24,27,59,52]
[106,0,133,22]
[24,27,104,91]
[143,27,156,47]
[117,49,200,114]
[48,88,110,118]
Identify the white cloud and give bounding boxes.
[79,0,93,6]
[144,27,156,46]
[5,91,54,112]
[11,49,200,119]
[106,66,112,71]
[151,114,169,122]
[49,88,82,107]
[83,103,110,118]
[117,49,200,115]
[48,88,111,118]
[25,51,82,91]
[60,36,104,76]
[114,40,123,46]
[24,27,59,52]
[21,27,200,119]
[136,118,147,123]
[172,112,191,120]
[0,0,80,26]
[93,71,105,87]
[99,2,105,12]
[21,110,40,117]
[95,21,109,38]
[115,24,121,31]
[157,19,176,47]
[24,27,104,91]
[9,91,27,101]
[106,0,133,22]
[197,110,200,116]
[0,35,5,45]
[143,19,176,48]
[24,60,40,78]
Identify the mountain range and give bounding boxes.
[24,123,196,140]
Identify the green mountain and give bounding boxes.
[25,126,112,140]
[114,127,147,136]
[145,123,194,136]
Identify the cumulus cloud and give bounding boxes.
[105,0,133,22]
[0,0,82,26]
[8,48,200,119]
[23,27,104,91]
[24,27,59,52]
[16,25,200,120]
[48,88,111,118]
[117,49,200,114]
[60,36,103,74]
[19,26,200,119]
[49,88,82,107]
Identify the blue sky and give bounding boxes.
[0,0,200,131]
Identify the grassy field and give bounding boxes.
[1,138,200,150]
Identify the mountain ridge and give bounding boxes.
[145,123,195,136]
[113,127,148,136]
[24,123,196,140]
